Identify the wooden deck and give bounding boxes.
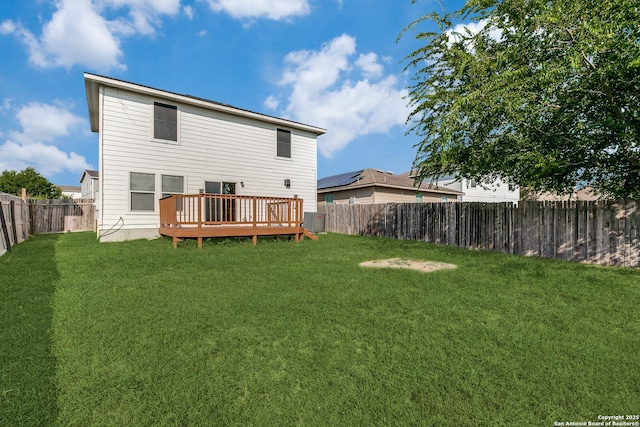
[159,194,316,248]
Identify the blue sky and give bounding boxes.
[0,0,466,186]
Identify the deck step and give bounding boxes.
[303,228,318,241]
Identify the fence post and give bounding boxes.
[0,201,11,253]
[10,200,18,243]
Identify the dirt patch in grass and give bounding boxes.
[359,258,457,273]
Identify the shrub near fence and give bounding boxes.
[319,201,640,267]
[0,192,30,256]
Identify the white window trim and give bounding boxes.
[151,101,181,145]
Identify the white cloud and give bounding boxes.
[355,53,383,78]
[204,0,310,20]
[197,29,207,36]
[0,102,91,177]
[102,0,180,15]
[183,5,195,19]
[101,0,182,35]
[1,20,49,68]
[0,141,92,177]
[1,0,182,72]
[43,0,125,70]
[446,19,502,50]
[264,95,280,111]
[13,102,85,143]
[1,98,12,112]
[271,34,409,158]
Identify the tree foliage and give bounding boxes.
[0,167,62,199]
[402,0,640,199]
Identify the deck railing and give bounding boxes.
[159,194,305,247]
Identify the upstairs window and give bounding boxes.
[277,128,291,158]
[154,102,177,142]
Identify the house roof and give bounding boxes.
[79,169,98,183]
[59,185,81,193]
[317,169,463,195]
[84,73,327,136]
[532,187,601,201]
[317,170,364,189]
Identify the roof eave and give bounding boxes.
[85,77,101,133]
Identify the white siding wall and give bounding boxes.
[81,177,97,199]
[98,87,318,241]
[431,177,519,203]
[318,187,458,206]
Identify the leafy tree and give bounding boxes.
[402,0,640,199]
[0,167,62,199]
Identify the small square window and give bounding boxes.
[277,128,291,158]
[325,194,334,204]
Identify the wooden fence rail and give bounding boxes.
[319,201,640,267]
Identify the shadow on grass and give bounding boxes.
[0,234,59,425]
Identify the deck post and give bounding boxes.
[252,197,257,245]
[198,193,202,232]
[253,198,257,229]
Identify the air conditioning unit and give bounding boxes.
[303,212,325,233]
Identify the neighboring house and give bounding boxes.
[80,169,99,200]
[58,185,82,199]
[317,169,463,206]
[526,186,601,202]
[421,174,520,204]
[84,73,326,242]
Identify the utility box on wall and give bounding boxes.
[304,212,325,233]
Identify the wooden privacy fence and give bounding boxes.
[319,201,640,267]
[0,192,30,256]
[30,199,96,235]
[0,195,96,257]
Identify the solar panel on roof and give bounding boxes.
[317,170,364,190]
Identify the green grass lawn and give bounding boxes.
[1,232,639,426]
